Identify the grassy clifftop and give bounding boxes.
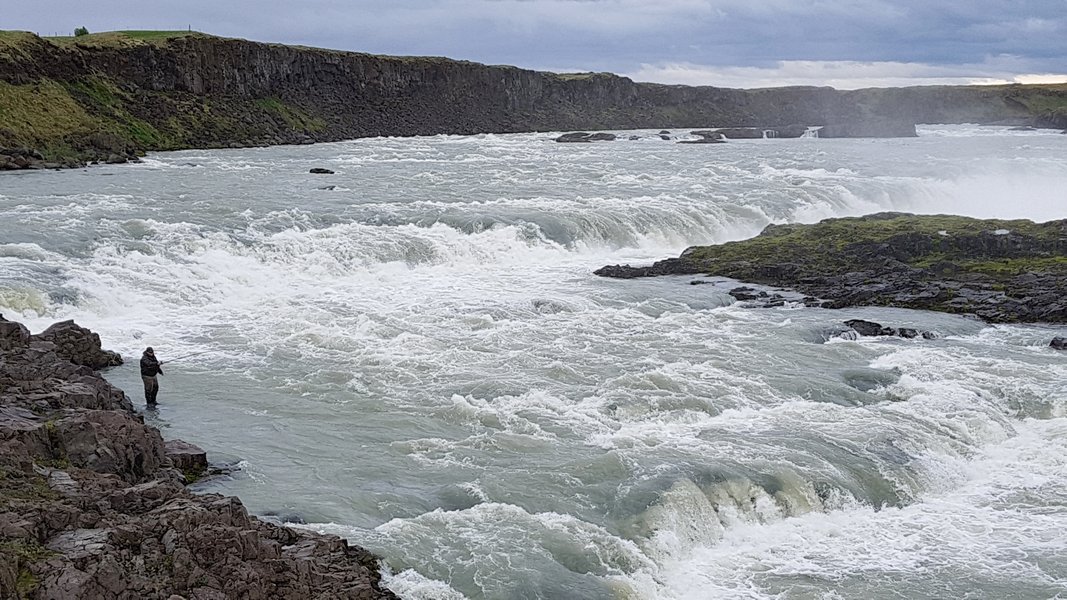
[1,29,1066,167]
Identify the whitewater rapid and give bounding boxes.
[1,125,1065,599]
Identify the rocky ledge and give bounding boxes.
[0,316,398,599]
[596,213,1067,324]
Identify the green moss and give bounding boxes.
[181,466,203,484]
[255,97,326,133]
[1,539,56,597]
[963,257,1067,277]
[685,214,1060,269]
[0,80,97,145]
[676,213,1067,305]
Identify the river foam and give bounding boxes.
[2,125,1065,599]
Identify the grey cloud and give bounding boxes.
[6,0,1065,86]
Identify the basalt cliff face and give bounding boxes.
[1,30,1066,166]
[0,315,398,600]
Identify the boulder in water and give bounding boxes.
[309,167,335,174]
[165,439,209,481]
[1051,337,1067,350]
[555,132,616,143]
[844,319,936,339]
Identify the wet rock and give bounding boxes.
[843,319,936,339]
[165,439,209,481]
[844,319,897,337]
[0,316,398,600]
[309,167,335,174]
[32,320,123,369]
[729,286,759,301]
[594,258,701,279]
[1051,337,1067,350]
[555,132,616,142]
[679,130,726,144]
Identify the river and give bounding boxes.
[1,126,1065,599]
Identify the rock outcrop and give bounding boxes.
[0,30,1064,166]
[555,132,617,142]
[0,316,397,600]
[30,320,123,370]
[596,213,1067,324]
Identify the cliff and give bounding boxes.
[596,213,1067,324]
[0,315,398,599]
[1,30,1066,166]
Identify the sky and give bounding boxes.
[7,0,1067,89]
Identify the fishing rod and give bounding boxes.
[161,350,213,364]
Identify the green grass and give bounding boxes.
[682,214,1066,280]
[44,30,207,49]
[255,97,326,133]
[0,80,97,146]
[1,539,57,597]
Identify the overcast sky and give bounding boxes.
[7,1,1067,88]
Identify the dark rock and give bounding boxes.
[1051,337,1067,350]
[0,316,399,600]
[729,287,760,301]
[844,319,934,339]
[594,258,701,279]
[555,132,616,142]
[318,185,337,190]
[597,213,1067,324]
[165,439,209,481]
[681,130,726,143]
[556,132,592,143]
[308,168,335,174]
[31,320,123,369]
[658,130,671,135]
[104,154,128,164]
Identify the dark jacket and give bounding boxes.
[140,354,163,377]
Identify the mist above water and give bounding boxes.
[1,125,1065,599]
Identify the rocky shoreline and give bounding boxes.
[596,213,1067,324]
[0,316,398,599]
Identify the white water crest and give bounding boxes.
[2,125,1066,599]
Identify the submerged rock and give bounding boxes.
[1052,337,1067,350]
[309,167,335,174]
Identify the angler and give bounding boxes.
[140,347,164,406]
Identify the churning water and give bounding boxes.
[2,126,1066,599]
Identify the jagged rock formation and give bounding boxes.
[596,213,1067,324]
[0,30,1065,165]
[0,315,397,600]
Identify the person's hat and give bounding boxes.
[145,347,154,354]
